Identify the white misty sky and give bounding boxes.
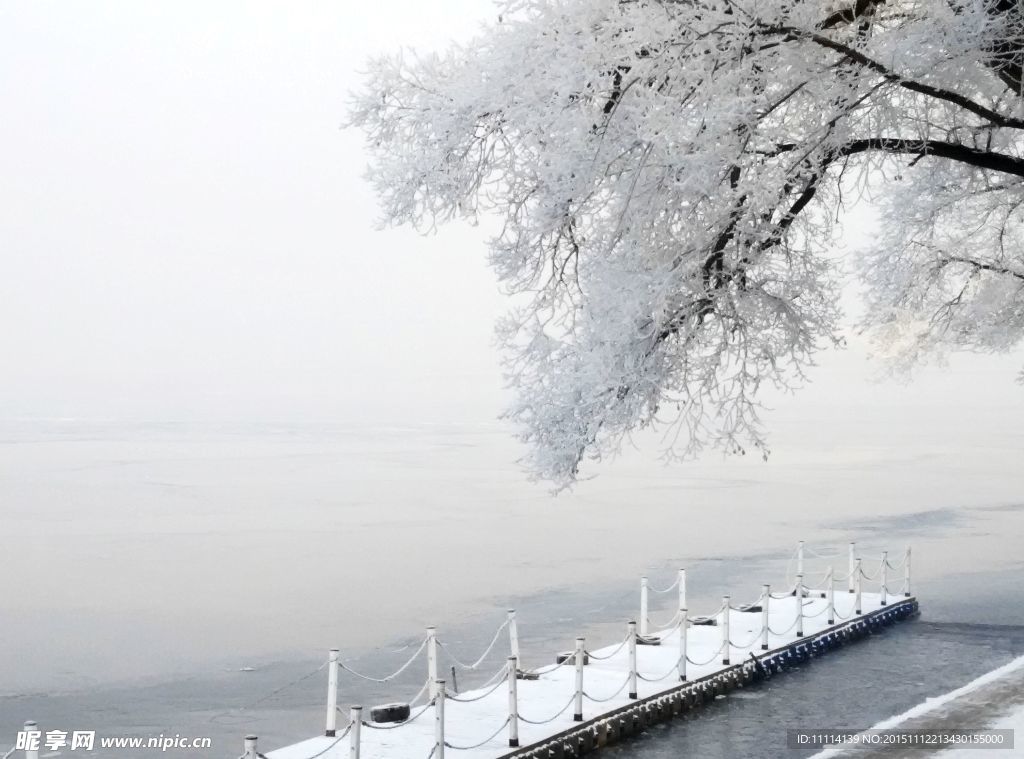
[0,0,1020,427]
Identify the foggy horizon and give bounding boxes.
[3,1,1022,432]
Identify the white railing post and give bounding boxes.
[796,575,804,636]
[827,567,835,625]
[23,721,39,759]
[350,706,362,759]
[627,621,638,698]
[326,649,339,736]
[435,680,446,759]
[854,559,863,614]
[797,541,805,596]
[721,596,731,665]
[678,568,687,612]
[761,585,770,650]
[427,627,439,698]
[507,656,519,748]
[905,546,912,597]
[881,551,888,607]
[639,576,649,638]
[508,609,520,663]
[243,735,257,759]
[678,609,688,681]
[573,637,585,722]
[848,542,856,593]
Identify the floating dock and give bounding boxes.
[253,543,916,759]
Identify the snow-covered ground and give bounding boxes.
[942,705,1024,758]
[811,655,1024,758]
[943,704,1024,758]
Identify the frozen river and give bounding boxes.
[1,408,1022,758]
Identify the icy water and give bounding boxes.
[1,417,1022,758]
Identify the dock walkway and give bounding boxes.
[262,544,917,759]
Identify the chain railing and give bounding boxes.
[224,539,912,759]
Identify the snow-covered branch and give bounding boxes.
[351,0,1024,486]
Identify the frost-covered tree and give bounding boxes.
[350,0,1024,486]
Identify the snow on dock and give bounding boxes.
[253,543,917,759]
